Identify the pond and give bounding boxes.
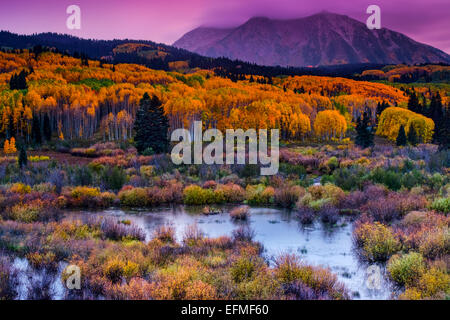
[68,206,394,300]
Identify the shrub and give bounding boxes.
[32,183,56,193]
[184,280,217,300]
[274,254,349,299]
[72,166,93,186]
[100,218,145,241]
[393,193,428,216]
[417,227,449,259]
[322,184,345,205]
[119,187,148,207]
[245,185,274,205]
[203,180,217,189]
[230,206,250,220]
[104,277,154,300]
[102,166,127,192]
[318,205,339,225]
[215,183,246,203]
[402,211,428,227]
[364,196,399,222]
[327,156,339,170]
[430,197,450,214]
[274,186,305,208]
[139,165,154,179]
[10,201,43,223]
[0,256,19,300]
[341,191,367,209]
[231,256,259,283]
[70,186,100,199]
[183,224,204,246]
[232,226,255,242]
[387,252,425,286]
[104,258,126,283]
[274,254,303,284]
[307,185,326,200]
[353,221,401,262]
[416,267,450,298]
[369,168,402,190]
[8,200,58,222]
[98,192,117,207]
[331,167,366,191]
[183,185,215,205]
[297,206,315,224]
[153,225,175,243]
[10,183,31,194]
[26,251,58,270]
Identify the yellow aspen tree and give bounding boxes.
[9,137,17,153]
[3,139,10,154]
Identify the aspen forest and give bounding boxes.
[2,49,440,144]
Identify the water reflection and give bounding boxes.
[68,206,393,300]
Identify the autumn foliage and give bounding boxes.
[376,107,435,143]
[0,50,413,144]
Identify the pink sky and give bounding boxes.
[0,0,449,53]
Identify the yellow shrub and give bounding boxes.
[10,183,31,194]
[71,186,100,199]
[139,165,154,179]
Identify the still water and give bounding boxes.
[70,206,394,300]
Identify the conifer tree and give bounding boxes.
[407,91,420,113]
[355,109,374,148]
[396,125,407,146]
[407,123,419,146]
[134,93,169,154]
[18,144,27,169]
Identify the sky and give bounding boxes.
[0,0,449,53]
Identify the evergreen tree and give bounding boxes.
[407,92,419,113]
[376,101,388,121]
[407,123,419,146]
[134,93,169,154]
[396,125,407,146]
[18,144,27,169]
[9,70,28,90]
[355,109,374,148]
[429,92,444,145]
[438,109,450,150]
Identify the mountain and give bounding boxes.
[174,12,450,67]
[0,30,391,78]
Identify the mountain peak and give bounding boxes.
[173,12,450,67]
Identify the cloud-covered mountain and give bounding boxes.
[174,12,450,67]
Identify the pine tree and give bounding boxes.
[376,101,388,122]
[438,109,450,150]
[18,144,27,169]
[355,109,374,148]
[134,93,169,154]
[429,92,445,145]
[396,125,407,146]
[9,70,28,90]
[17,70,28,90]
[407,123,419,146]
[407,91,419,113]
